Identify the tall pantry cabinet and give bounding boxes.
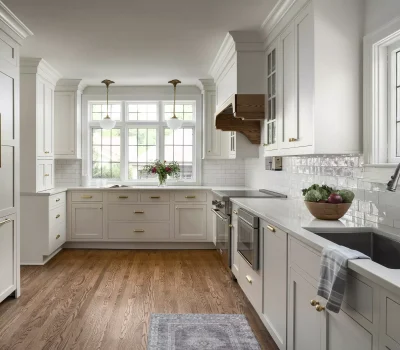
[0,3,32,303]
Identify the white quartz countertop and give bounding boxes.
[230,197,400,296]
[21,188,69,196]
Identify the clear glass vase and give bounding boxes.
[158,173,167,187]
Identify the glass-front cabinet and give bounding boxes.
[264,42,278,151]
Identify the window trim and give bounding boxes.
[82,92,202,185]
[388,44,400,163]
[364,17,400,166]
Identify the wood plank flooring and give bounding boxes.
[0,250,278,350]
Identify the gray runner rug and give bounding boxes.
[147,314,261,350]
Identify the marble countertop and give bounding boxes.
[230,197,400,296]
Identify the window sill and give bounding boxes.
[364,163,399,168]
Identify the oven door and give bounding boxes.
[212,208,231,268]
[237,216,259,270]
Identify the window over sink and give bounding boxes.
[87,100,198,183]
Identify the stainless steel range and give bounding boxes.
[211,189,286,272]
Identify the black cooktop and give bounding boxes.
[213,189,286,201]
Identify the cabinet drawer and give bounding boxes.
[108,222,170,240]
[108,204,170,222]
[49,192,66,209]
[48,220,66,254]
[174,191,207,202]
[71,191,103,202]
[238,255,262,312]
[108,191,138,203]
[49,205,66,228]
[289,237,320,281]
[139,191,170,202]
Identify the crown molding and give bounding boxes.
[198,79,215,92]
[20,58,62,86]
[260,0,296,40]
[0,1,33,44]
[55,79,86,93]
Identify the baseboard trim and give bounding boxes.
[21,247,63,266]
[63,242,216,250]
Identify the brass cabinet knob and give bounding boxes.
[267,225,276,232]
[246,275,253,284]
[233,210,238,215]
[289,138,298,142]
[229,224,233,228]
[310,300,320,306]
[56,234,61,240]
[44,151,50,154]
[44,174,50,177]
[316,305,325,312]
[56,214,60,219]
[56,198,60,202]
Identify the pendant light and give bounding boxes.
[166,79,183,130]
[99,79,116,130]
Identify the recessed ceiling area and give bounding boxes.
[3,0,278,86]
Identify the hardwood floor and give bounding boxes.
[0,250,278,350]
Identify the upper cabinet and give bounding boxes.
[206,32,264,159]
[54,79,84,159]
[264,0,364,157]
[20,58,61,193]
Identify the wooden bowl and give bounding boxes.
[304,201,352,220]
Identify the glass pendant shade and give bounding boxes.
[100,79,115,130]
[167,79,182,130]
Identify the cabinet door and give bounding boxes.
[71,203,103,240]
[288,267,322,350]
[44,161,54,190]
[228,132,236,158]
[294,5,313,148]
[262,223,287,349]
[44,84,54,157]
[174,204,206,240]
[54,91,75,157]
[36,78,46,157]
[231,206,240,278]
[265,40,278,151]
[204,90,221,157]
[0,214,16,303]
[37,78,53,158]
[322,306,374,350]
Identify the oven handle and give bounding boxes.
[211,208,228,222]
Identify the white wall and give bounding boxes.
[365,0,400,34]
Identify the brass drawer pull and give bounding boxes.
[267,225,276,232]
[150,196,160,199]
[133,229,145,233]
[246,275,253,284]
[44,151,50,154]
[56,214,60,219]
[134,211,144,214]
[56,234,61,240]
[119,196,129,199]
[316,305,325,312]
[81,195,93,199]
[185,196,196,199]
[288,138,298,142]
[55,198,60,202]
[0,218,11,225]
[44,174,50,177]
[310,300,320,306]
[233,210,238,215]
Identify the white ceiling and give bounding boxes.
[4,0,278,86]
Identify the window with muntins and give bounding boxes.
[389,43,400,163]
[88,101,197,182]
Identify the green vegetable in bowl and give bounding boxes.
[337,189,355,203]
[304,189,322,202]
[302,184,334,200]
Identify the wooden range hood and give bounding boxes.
[215,94,265,145]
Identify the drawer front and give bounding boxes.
[108,222,170,240]
[49,205,66,229]
[49,192,66,209]
[343,274,373,323]
[108,204,170,222]
[48,220,66,254]
[108,191,138,203]
[71,191,103,202]
[174,191,207,202]
[238,255,262,312]
[139,191,170,202]
[289,237,320,281]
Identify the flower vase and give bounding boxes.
[158,174,167,187]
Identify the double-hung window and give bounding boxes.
[88,100,197,183]
[389,43,400,163]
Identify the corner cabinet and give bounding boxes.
[264,0,363,156]
[54,79,84,159]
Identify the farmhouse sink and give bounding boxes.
[312,231,400,269]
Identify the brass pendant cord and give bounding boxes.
[168,79,181,119]
[101,79,115,119]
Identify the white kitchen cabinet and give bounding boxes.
[231,204,240,278]
[174,204,207,240]
[264,0,363,156]
[71,203,103,240]
[0,214,17,303]
[20,58,61,193]
[262,221,287,349]
[54,79,84,159]
[379,289,400,350]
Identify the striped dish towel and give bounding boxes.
[317,245,370,313]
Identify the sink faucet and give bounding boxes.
[387,163,400,192]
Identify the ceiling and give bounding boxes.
[4,0,278,86]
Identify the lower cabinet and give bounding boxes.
[174,204,207,240]
[379,289,400,350]
[0,214,16,303]
[71,203,103,240]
